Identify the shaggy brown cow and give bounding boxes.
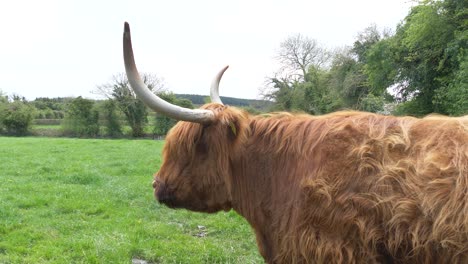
[123,22,468,263]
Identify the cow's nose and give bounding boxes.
[156,182,175,205]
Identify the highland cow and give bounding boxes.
[123,22,468,263]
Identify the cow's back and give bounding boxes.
[271,112,468,263]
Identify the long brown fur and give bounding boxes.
[156,104,468,263]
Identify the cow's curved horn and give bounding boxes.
[210,65,228,104]
[123,22,215,124]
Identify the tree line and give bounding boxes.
[264,0,466,116]
[0,0,466,137]
[0,78,193,138]
[0,82,269,138]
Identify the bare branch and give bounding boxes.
[275,34,329,82]
[93,73,166,99]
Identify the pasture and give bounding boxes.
[0,137,262,263]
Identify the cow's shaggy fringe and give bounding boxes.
[163,104,468,263]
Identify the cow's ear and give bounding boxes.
[229,121,237,137]
[226,117,247,144]
[226,119,239,141]
[218,106,249,144]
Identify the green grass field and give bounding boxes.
[0,137,262,263]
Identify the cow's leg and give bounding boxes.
[254,229,273,263]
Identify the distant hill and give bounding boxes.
[175,94,273,112]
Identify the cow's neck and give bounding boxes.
[229,117,310,261]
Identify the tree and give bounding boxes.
[263,76,295,111]
[328,47,385,111]
[96,73,165,137]
[101,100,123,138]
[33,97,68,120]
[352,24,390,64]
[0,90,8,133]
[153,92,194,137]
[62,96,99,137]
[326,26,395,112]
[328,48,368,109]
[262,0,467,116]
[264,34,334,113]
[433,0,468,115]
[364,38,398,95]
[2,99,35,136]
[359,94,385,113]
[297,66,340,114]
[276,34,330,82]
[388,0,467,115]
[266,29,392,114]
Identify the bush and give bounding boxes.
[0,98,7,133]
[359,94,385,113]
[153,114,175,136]
[2,101,35,136]
[392,97,434,117]
[101,100,123,138]
[61,97,99,137]
[152,93,195,137]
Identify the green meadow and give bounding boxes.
[0,137,262,263]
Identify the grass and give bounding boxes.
[29,124,156,138]
[0,137,262,263]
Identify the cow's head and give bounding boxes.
[123,22,249,213]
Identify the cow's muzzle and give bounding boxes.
[153,180,176,207]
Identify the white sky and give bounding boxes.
[0,0,413,100]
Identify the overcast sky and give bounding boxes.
[0,0,413,100]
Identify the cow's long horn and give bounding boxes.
[210,66,228,104]
[123,22,215,124]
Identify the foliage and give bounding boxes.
[61,96,99,137]
[3,0,467,137]
[175,94,207,105]
[265,34,339,114]
[266,69,341,115]
[241,106,261,115]
[335,25,390,109]
[264,0,467,116]
[1,100,35,136]
[359,94,385,113]
[0,137,262,263]
[364,36,397,96]
[328,48,368,109]
[101,99,123,138]
[176,94,273,111]
[267,26,388,114]
[388,0,467,115]
[33,97,69,119]
[298,66,341,114]
[276,34,329,81]
[153,92,194,136]
[0,91,7,132]
[434,52,468,115]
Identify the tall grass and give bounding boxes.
[0,137,262,263]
